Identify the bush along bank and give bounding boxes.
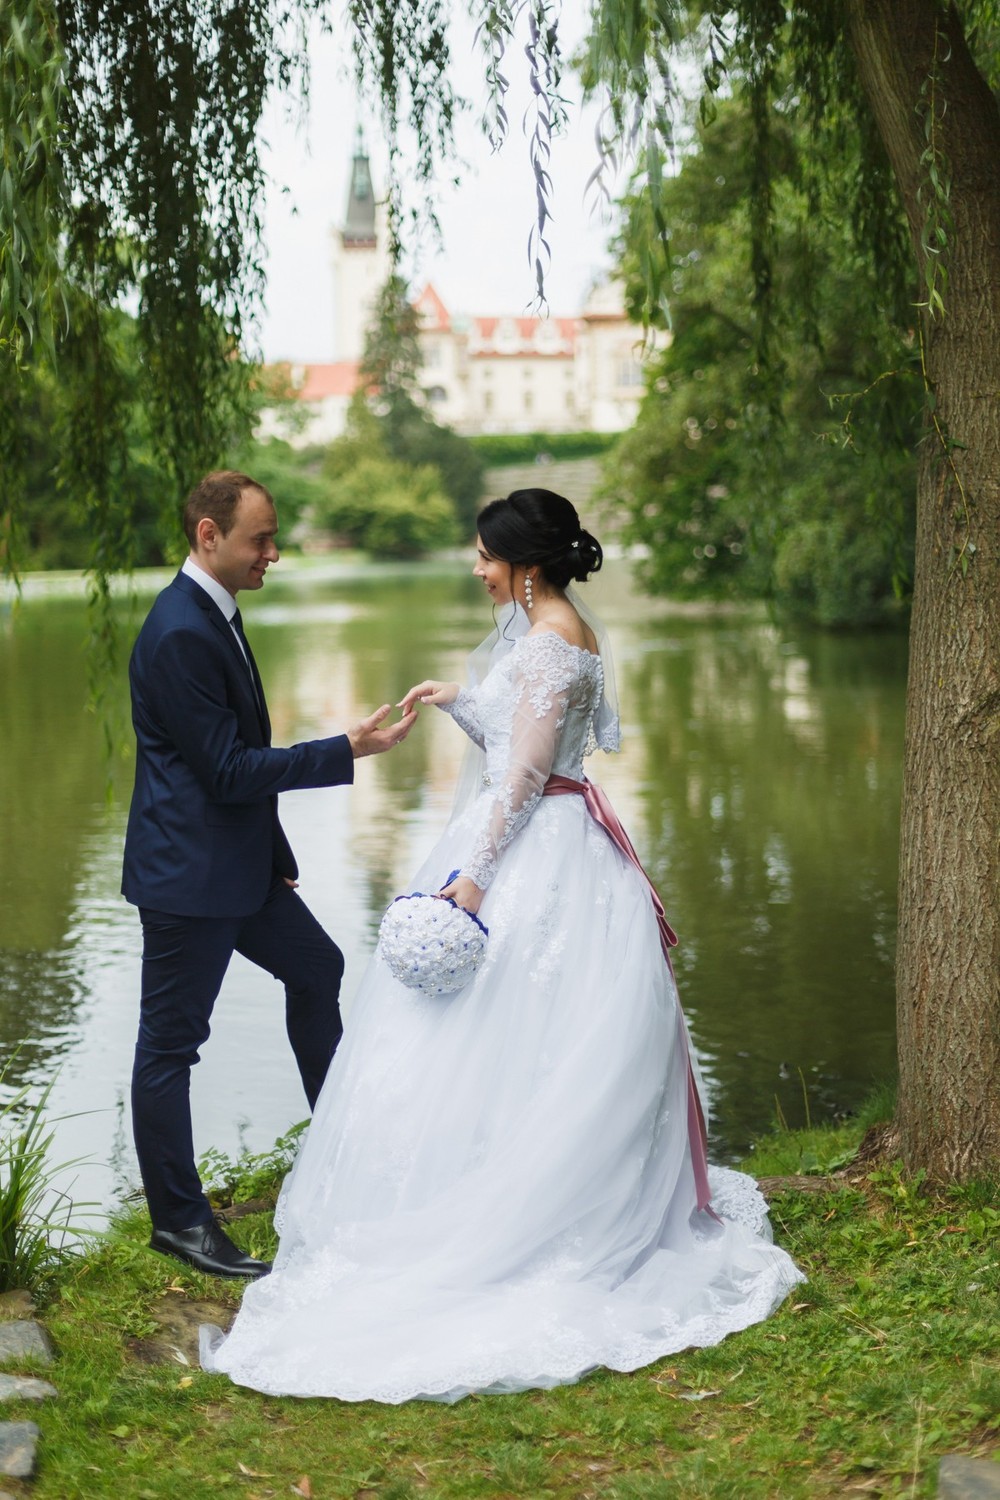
[2,1099,998,1499]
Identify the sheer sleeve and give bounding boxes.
[442,685,486,749]
[459,634,578,892]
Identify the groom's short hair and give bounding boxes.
[183,471,274,547]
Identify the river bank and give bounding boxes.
[2,1101,998,1499]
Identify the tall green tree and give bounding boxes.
[3,0,998,1181]
[356,274,484,535]
[586,2,1000,1183]
[607,97,919,626]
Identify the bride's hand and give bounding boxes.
[438,875,484,915]
[397,679,460,715]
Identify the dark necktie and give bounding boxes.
[231,607,263,717]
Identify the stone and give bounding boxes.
[0,1374,57,1403]
[126,1296,232,1368]
[0,1421,40,1478]
[214,1198,272,1224]
[938,1455,1000,1498]
[755,1174,842,1199]
[0,1322,53,1366]
[0,1292,35,1323]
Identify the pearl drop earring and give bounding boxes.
[524,573,534,611]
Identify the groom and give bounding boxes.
[122,470,416,1279]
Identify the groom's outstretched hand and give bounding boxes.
[347,703,418,758]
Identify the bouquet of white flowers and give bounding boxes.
[377,873,488,996]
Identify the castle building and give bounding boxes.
[262,147,656,446]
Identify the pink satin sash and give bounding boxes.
[542,774,714,1215]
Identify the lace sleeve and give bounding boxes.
[442,685,485,749]
[460,634,578,892]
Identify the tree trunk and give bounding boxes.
[845,1,1000,1180]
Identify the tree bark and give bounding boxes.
[845,1,1000,1179]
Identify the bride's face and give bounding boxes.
[473,536,518,605]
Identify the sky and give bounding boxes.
[255,10,624,363]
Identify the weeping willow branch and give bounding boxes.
[580,0,684,329]
[474,0,517,151]
[0,0,64,583]
[348,0,458,257]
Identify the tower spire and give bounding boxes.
[341,128,377,247]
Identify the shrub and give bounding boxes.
[470,431,619,467]
[314,456,458,557]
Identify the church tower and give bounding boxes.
[330,132,390,362]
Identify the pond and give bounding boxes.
[0,556,907,1218]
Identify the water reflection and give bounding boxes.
[0,561,906,1213]
[620,611,905,1151]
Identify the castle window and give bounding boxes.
[616,355,645,388]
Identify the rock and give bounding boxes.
[0,1421,40,1478]
[0,1293,35,1323]
[0,1322,53,1366]
[0,1374,57,1403]
[755,1174,842,1198]
[938,1456,1000,1497]
[126,1296,232,1367]
[214,1198,273,1224]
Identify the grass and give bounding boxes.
[3,1096,998,1500]
[0,1071,91,1295]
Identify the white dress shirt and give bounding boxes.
[181,556,250,666]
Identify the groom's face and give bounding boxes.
[202,487,280,597]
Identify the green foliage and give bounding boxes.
[0,0,63,370]
[346,0,458,253]
[310,276,475,554]
[378,396,484,537]
[748,1082,897,1178]
[605,97,919,627]
[357,275,484,534]
[56,0,281,497]
[470,430,619,466]
[1,0,293,674]
[12,311,183,573]
[359,273,424,405]
[227,436,326,544]
[0,1071,87,1294]
[0,0,64,580]
[197,1119,308,1209]
[316,452,457,557]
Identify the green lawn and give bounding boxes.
[7,1105,999,1500]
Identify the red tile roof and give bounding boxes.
[415,283,451,331]
[295,362,360,400]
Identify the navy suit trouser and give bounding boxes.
[131,876,344,1231]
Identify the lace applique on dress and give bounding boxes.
[456,632,604,892]
[443,686,485,748]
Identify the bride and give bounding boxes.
[202,488,803,1403]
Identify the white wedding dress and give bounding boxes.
[202,627,804,1402]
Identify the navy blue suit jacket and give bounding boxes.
[122,570,354,918]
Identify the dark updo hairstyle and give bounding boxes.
[477,488,603,590]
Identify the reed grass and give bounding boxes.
[0,1068,89,1293]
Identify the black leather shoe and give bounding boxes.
[149,1220,271,1280]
